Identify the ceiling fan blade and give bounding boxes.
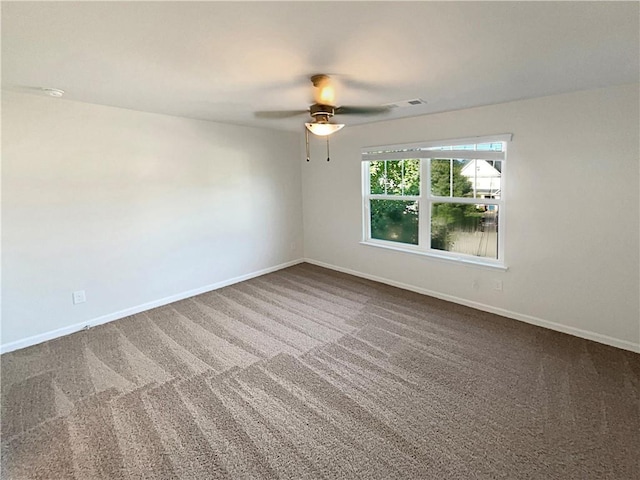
[334,105,391,116]
[340,76,388,93]
[254,110,309,119]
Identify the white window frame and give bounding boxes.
[361,134,511,270]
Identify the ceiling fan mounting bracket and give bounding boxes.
[310,74,330,87]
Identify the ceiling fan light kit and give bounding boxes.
[304,122,345,136]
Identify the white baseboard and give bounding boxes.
[0,259,304,355]
[303,258,640,354]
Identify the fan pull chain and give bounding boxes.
[326,136,330,162]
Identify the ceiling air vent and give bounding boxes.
[384,98,427,109]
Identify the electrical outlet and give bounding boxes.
[72,290,86,304]
[472,280,479,290]
[494,280,503,292]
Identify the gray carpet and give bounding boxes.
[1,263,639,479]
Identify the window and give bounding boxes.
[361,135,510,268]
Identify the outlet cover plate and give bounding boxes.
[72,290,86,304]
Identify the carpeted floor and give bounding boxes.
[1,263,639,479]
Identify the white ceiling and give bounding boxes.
[3,1,638,132]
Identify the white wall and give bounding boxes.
[302,84,640,352]
[1,91,303,348]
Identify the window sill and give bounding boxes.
[359,240,508,271]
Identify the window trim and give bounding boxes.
[361,134,511,269]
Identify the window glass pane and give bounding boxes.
[431,203,498,259]
[461,160,502,200]
[424,142,504,152]
[402,159,420,195]
[432,158,501,199]
[370,199,419,245]
[430,159,473,197]
[385,160,403,195]
[477,142,504,151]
[452,160,474,198]
[369,160,420,195]
[430,159,451,196]
[369,161,385,194]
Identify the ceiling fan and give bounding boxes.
[255,74,390,161]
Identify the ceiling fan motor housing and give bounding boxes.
[310,103,334,123]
